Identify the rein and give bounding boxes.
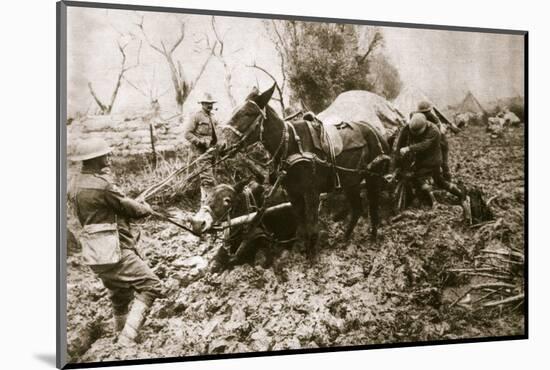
[225,100,389,181]
[224,100,289,170]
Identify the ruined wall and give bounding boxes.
[67,113,188,157]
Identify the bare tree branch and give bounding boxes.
[136,16,217,113]
[356,29,383,65]
[263,21,290,105]
[190,42,217,90]
[210,16,236,107]
[106,9,125,37]
[170,23,185,53]
[122,76,148,97]
[88,39,139,115]
[211,16,224,55]
[136,16,163,54]
[107,42,129,111]
[87,82,107,113]
[246,63,285,113]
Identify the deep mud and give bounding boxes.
[66,125,525,364]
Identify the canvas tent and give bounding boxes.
[454,91,488,126]
[392,86,453,126]
[317,90,406,137]
[458,91,487,115]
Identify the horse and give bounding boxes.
[221,84,391,260]
[189,180,296,271]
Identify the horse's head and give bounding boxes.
[189,180,265,234]
[222,84,276,148]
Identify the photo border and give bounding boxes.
[56,1,529,368]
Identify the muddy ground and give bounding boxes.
[65,125,525,364]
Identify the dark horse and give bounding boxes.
[190,180,296,271]
[222,85,390,259]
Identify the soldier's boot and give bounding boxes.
[113,314,127,333]
[209,246,228,273]
[117,299,150,346]
[442,164,452,182]
[460,194,472,225]
[427,191,438,208]
[448,184,472,224]
[421,183,437,208]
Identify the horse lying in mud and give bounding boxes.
[190,180,297,272]
[221,84,391,260]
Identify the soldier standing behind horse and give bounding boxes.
[184,93,219,205]
[415,100,458,181]
[395,113,471,221]
[69,138,164,346]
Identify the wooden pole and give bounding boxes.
[214,202,292,230]
[149,123,157,169]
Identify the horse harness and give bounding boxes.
[226,99,387,180]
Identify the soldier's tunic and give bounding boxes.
[395,122,455,194]
[418,110,451,179]
[184,109,219,196]
[71,168,163,315]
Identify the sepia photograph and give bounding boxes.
[58,1,526,367]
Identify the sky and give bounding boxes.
[67,7,524,119]
[382,27,524,107]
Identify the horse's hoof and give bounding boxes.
[333,210,349,222]
[305,248,318,264]
[307,254,318,265]
[368,230,378,242]
[209,261,223,273]
[343,231,353,242]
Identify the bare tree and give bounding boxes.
[136,16,217,114]
[210,16,240,108]
[123,67,174,170]
[123,66,171,110]
[262,20,291,111]
[355,26,384,65]
[88,40,141,115]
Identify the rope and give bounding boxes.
[149,209,201,237]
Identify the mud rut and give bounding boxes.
[66,125,525,363]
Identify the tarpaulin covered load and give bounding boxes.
[317,90,406,137]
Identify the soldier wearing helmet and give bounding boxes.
[396,113,468,210]
[415,100,452,181]
[184,93,220,205]
[69,138,163,346]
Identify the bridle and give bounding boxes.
[222,99,266,142]
[197,184,235,227]
[201,182,262,245]
[222,99,289,167]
